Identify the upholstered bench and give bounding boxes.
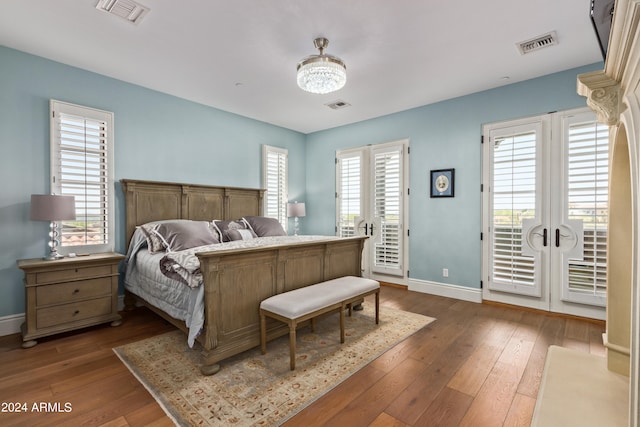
[259,276,380,370]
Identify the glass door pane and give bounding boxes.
[487,121,545,297]
[372,145,403,276]
[336,153,363,238]
[561,114,609,306]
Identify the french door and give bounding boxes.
[482,108,608,319]
[336,140,409,282]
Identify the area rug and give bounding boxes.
[113,304,434,426]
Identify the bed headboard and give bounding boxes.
[121,179,265,246]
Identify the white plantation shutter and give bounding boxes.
[336,154,362,237]
[372,146,402,274]
[490,129,538,291]
[336,140,408,279]
[262,145,288,230]
[564,118,609,303]
[484,109,606,317]
[50,100,114,253]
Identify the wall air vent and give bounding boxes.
[96,0,149,25]
[516,31,558,55]
[325,100,351,110]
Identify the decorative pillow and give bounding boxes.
[225,228,258,241]
[156,220,220,252]
[242,216,287,237]
[139,223,167,254]
[212,219,250,242]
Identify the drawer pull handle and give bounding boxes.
[73,289,80,294]
[73,310,80,316]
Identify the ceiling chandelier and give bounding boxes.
[296,37,347,94]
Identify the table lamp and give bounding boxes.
[30,194,76,260]
[287,202,306,236]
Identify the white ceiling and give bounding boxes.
[0,0,603,134]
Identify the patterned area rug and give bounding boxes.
[113,304,434,426]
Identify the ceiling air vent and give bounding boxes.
[516,31,558,55]
[96,0,149,25]
[325,100,351,110]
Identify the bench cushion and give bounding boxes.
[260,276,379,319]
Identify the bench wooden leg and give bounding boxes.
[340,303,345,343]
[375,290,380,324]
[260,313,267,354]
[289,321,296,370]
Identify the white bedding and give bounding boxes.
[124,230,204,346]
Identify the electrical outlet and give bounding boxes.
[443,268,449,277]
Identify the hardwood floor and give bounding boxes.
[0,286,605,426]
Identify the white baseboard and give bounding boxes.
[0,313,24,336]
[408,278,482,303]
[0,295,127,337]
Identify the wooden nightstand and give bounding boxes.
[17,252,125,348]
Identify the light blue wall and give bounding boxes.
[0,46,306,317]
[305,63,604,289]
[0,43,604,318]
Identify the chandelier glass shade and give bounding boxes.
[297,38,346,94]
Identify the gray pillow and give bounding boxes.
[157,221,220,251]
[242,216,286,237]
[212,219,249,242]
[225,228,258,241]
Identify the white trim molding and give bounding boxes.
[408,278,482,303]
[0,313,24,336]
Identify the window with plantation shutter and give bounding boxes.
[336,153,362,237]
[489,124,541,296]
[483,108,607,319]
[563,115,609,305]
[262,145,288,230]
[372,145,403,274]
[336,140,408,279]
[50,100,114,254]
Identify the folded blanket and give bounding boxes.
[160,249,204,288]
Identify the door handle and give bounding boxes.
[364,222,368,236]
[369,223,374,236]
[543,228,548,247]
[555,228,560,247]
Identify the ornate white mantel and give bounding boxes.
[577,70,621,126]
[576,1,640,426]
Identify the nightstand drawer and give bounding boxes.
[36,265,113,284]
[36,277,112,306]
[37,297,112,329]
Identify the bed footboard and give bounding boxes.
[195,236,366,375]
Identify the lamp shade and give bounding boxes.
[30,194,76,222]
[287,202,306,218]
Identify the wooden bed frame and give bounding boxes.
[121,179,366,375]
